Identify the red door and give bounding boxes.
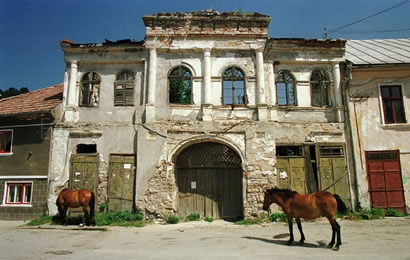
[366,151,405,212]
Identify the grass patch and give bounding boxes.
[165,215,181,224]
[235,216,265,226]
[95,211,144,226]
[204,216,213,222]
[269,212,287,222]
[26,216,54,226]
[186,213,200,222]
[385,208,406,217]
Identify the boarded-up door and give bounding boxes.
[176,142,243,220]
[317,145,351,209]
[366,151,405,212]
[108,155,135,212]
[276,157,306,194]
[69,154,99,214]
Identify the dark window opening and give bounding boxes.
[319,146,344,157]
[276,146,303,157]
[381,85,406,124]
[76,144,97,154]
[169,66,193,104]
[311,70,331,107]
[367,151,398,161]
[80,71,101,107]
[0,130,12,153]
[277,71,296,106]
[222,67,246,105]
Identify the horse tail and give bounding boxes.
[334,194,347,214]
[90,191,96,219]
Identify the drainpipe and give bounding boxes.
[343,63,361,210]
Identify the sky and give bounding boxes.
[1,0,410,92]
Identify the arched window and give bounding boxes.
[168,66,193,104]
[222,67,246,105]
[276,71,296,106]
[311,70,331,107]
[114,70,135,106]
[80,71,101,107]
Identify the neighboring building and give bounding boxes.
[0,84,63,220]
[48,11,352,219]
[346,39,410,212]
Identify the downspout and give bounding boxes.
[343,62,361,210]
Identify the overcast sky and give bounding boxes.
[1,0,409,91]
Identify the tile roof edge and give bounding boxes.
[0,83,64,103]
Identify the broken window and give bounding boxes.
[276,71,296,106]
[80,71,101,107]
[0,130,12,154]
[381,85,406,124]
[311,70,331,107]
[319,145,344,157]
[168,66,193,104]
[222,67,246,105]
[276,146,303,157]
[114,70,135,106]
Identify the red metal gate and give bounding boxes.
[366,150,405,212]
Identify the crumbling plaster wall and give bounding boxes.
[349,68,410,210]
[47,124,137,215]
[136,120,345,218]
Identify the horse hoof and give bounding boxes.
[333,246,340,251]
[327,244,334,249]
[299,240,305,245]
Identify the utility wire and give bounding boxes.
[328,0,410,33]
[337,28,410,34]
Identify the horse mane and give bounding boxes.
[267,187,298,198]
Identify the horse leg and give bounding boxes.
[287,216,294,245]
[334,220,342,250]
[82,205,90,226]
[327,217,338,249]
[58,205,67,225]
[295,218,305,244]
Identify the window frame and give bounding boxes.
[379,84,407,125]
[168,65,193,105]
[114,70,135,106]
[276,70,297,106]
[311,70,332,107]
[222,66,247,106]
[79,71,101,107]
[2,181,33,206]
[0,129,13,155]
[276,145,304,157]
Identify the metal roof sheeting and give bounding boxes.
[346,39,410,65]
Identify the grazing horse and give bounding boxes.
[263,188,347,250]
[56,188,95,226]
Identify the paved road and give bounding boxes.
[1,217,410,260]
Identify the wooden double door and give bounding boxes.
[175,142,243,220]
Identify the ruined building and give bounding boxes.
[48,11,352,219]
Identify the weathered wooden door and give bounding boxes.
[108,155,135,212]
[366,151,405,212]
[317,145,351,209]
[276,157,306,194]
[69,154,99,214]
[176,142,243,219]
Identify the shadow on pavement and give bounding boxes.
[242,236,329,249]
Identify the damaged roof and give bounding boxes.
[60,39,145,49]
[346,39,410,65]
[0,83,63,117]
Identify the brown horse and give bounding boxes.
[263,188,347,250]
[56,188,95,226]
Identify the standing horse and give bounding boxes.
[263,188,347,250]
[56,188,95,226]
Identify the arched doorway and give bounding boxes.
[175,142,243,220]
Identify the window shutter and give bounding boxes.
[125,82,134,106]
[114,83,124,106]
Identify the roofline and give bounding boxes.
[349,62,410,68]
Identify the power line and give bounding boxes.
[336,28,410,35]
[328,0,410,34]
